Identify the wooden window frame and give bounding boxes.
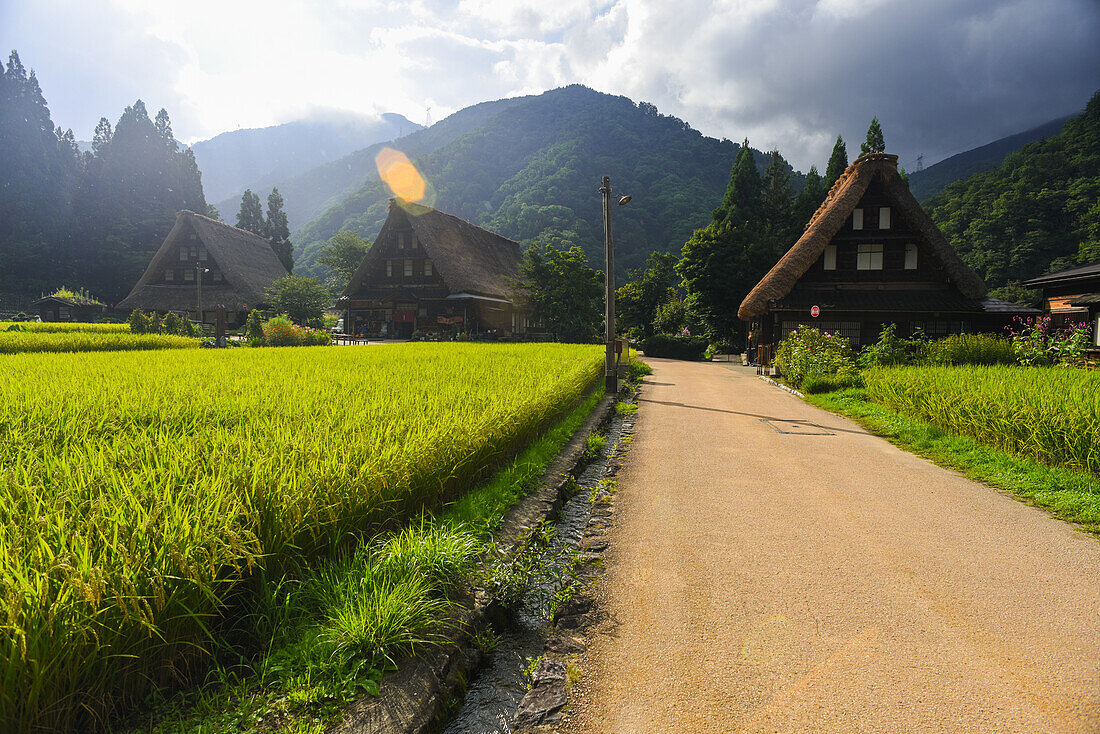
[386,260,393,278]
[823,245,837,271]
[857,243,883,270]
[852,208,864,230]
[404,258,413,277]
[904,242,918,270]
[424,260,433,277]
[879,207,891,229]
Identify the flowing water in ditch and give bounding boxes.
[440,410,626,733]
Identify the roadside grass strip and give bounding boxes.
[0,330,198,353]
[807,386,1100,535]
[863,365,1100,474]
[0,343,602,732]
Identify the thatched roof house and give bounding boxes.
[739,153,1035,351]
[117,210,287,325]
[337,200,531,339]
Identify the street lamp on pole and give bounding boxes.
[600,176,630,394]
[195,264,210,325]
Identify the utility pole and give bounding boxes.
[600,176,617,394]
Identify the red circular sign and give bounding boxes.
[811,305,820,318]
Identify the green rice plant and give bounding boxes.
[864,365,1100,474]
[926,333,1016,366]
[0,331,197,354]
[0,343,601,731]
[0,321,130,333]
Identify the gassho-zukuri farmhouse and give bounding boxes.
[739,152,1037,356]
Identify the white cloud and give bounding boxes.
[2,0,1096,169]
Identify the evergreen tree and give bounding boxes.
[236,189,265,235]
[91,117,112,158]
[794,165,825,228]
[265,187,294,272]
[516,243,603,342]
[316,230,369,291]
[761,149,793,244]
[615,251,679,340]
[860,117,886,155]
[678,142,771,341]
[824,135,848,189]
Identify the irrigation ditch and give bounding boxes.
[331,385,637,734]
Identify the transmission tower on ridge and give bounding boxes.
[425,106,432,128]
[916,153,924,172]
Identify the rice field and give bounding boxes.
[0,343,602,731]
[864,365,1100,474]
[0,321,131,333]
[0,330,198,354]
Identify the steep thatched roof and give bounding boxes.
[738,153,987,320]
[341,200,522,301]
[118,210,288,312]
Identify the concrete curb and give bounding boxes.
[331,391,617,734]
[759,374,805,398]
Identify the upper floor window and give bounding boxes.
[164,269,174,282]
[404,258,413,277]
[857,243,883,270]
[904,242,918,270]
[397,231,411,250]
[879,207,891,229]
[212,270,223,282]
[198,247,207,261]
[184,269,195,281]
[386,260,393,278]
[852,208,864,230]
[424,260,433,277]
[823,245,837,271]
[179,248,188,261]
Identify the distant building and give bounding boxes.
[31,290,106,322]
[337,200,533,339]
[1024,261,1100,350]
[738,153,1036,356]
[117,210,288,326]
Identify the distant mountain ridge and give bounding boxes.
[193,112,419,207]
[908,115,1072,202]
[291,85,787,280]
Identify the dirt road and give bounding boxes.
[564,359,1100,733]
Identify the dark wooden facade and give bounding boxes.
[117,210,287,327]
[338,201,534,339]
[31,296,106,322]
[1024,261,1100,351]
[739,153,1036,353]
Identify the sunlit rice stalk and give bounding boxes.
[0,321,131,334]
[0,331,198,354]
[0,343,602,731]
[864,365,1100,474]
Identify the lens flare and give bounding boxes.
[376,148,426,202]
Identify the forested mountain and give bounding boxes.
[220,96,529,233]
[927,90,1099,299]
[197,113,419,209]
[293,85,788,279]
[0,51,206,306]
[908,115,1071,202]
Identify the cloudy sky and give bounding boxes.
[3,0,1098,171]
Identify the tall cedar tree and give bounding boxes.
[265,188,294,272]
[860,117,886,155]
[316,230,369,291]
[517,243,603,342]
[0,51,83,296]
[236,189,265,235]
[761,150,794,248]
[824,135,848,190]
[794,165,825,228]
[678,141,775,341]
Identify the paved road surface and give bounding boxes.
[564,359,1100,733]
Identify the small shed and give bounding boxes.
[1024,260,1100,350]
[117,210,288,326]
[31,290,107,322]
[738,153,1037,355]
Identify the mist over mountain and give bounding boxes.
[193,112,419,207]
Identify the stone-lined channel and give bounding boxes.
[440,406,630,733]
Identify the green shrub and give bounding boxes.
[246,310,265,343]
[927,333,1016,365]
[859,323,927,368]
[801,371,864,394]
[774,327,858,389]
[261,315,333,347]
[642,334,708,360]
[127,309,149,334]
